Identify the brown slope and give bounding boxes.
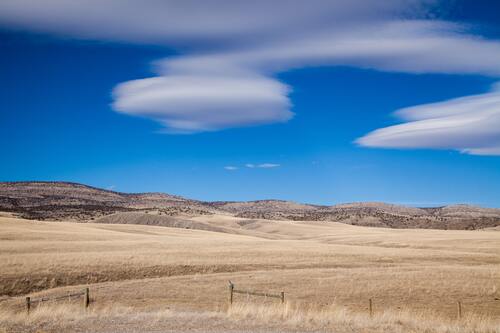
[0,181,218,221]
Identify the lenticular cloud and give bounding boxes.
[110,15,500,134]
[2,0,500,147]
[112,74,292,133]
[356,82,500,156]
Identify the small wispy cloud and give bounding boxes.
[226,163,281,170]
[257,163,280,168]
[245,163,280,168]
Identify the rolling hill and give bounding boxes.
[1,181,499,230]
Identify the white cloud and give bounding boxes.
[112,74,292,133]
[242,163,280,168]
[0,1,419,45]
[224,166,238,171]
[356,82,500,156]
[159,20,500,77]
[2,1,500,137]
[257,163,280,168]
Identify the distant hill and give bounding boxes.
[1,181,499,230]
[0,181,218,220]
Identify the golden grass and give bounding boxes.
[0,303,134,325]
[1,301,498,333]
[0,215,499,332]
[228,302,500,333]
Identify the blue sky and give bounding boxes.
[1,1,500,207]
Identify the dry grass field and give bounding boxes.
[1,215,499,332]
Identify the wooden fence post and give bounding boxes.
[25,297,31,315]
[457,301,462,319]
[369,298,373,317]
[280,291,285,304]
[228,282,234,306]
[84,288,90,309]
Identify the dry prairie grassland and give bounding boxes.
[0,215,499,332]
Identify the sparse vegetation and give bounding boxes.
[2,181,500,229]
